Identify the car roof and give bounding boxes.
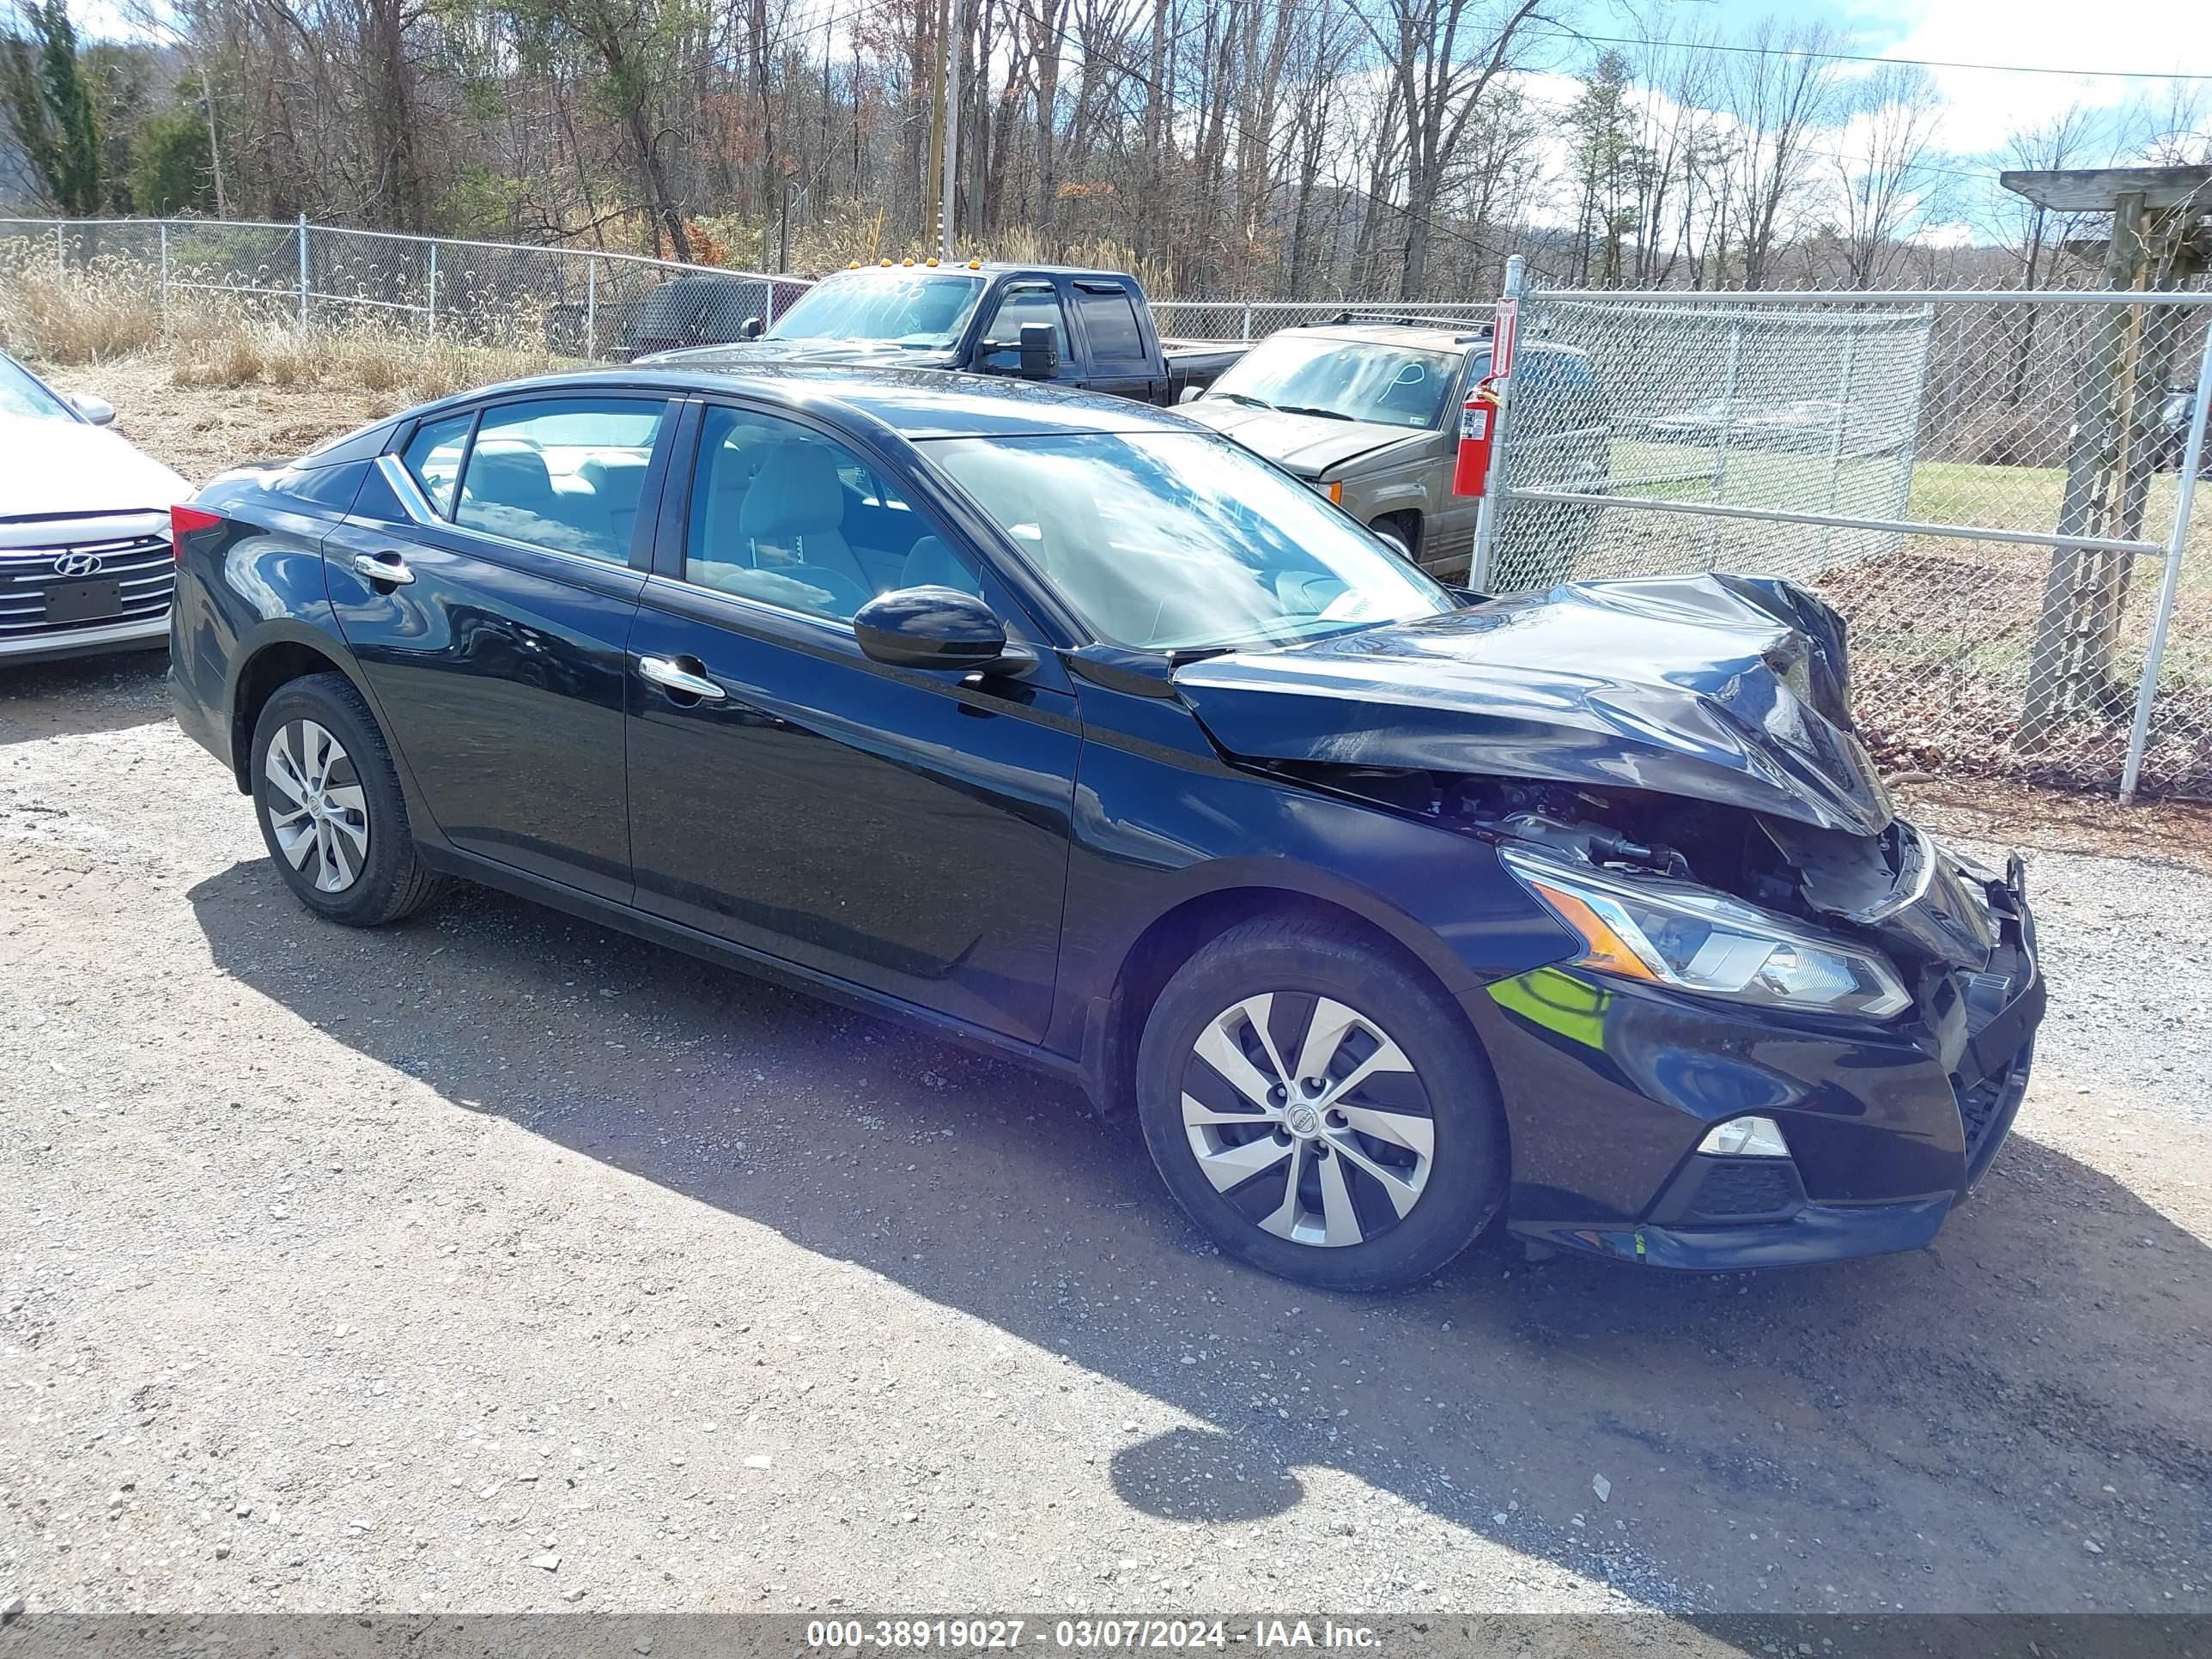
[1277,323,1491,352]
[817,262,1132,281]
[402,363,1194,441]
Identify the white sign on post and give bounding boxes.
[1491,296,1518,380]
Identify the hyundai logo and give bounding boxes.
[52,551,104,578]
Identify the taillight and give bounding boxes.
[171,504,222,562]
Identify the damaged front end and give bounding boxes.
[1175,573,2045,1267]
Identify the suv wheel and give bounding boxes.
[249,672,443,927]
[1371,512,1421,565]
[1135,916,1507,1291]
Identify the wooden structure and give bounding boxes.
[2004,166,2212,746]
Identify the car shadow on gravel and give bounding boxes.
[188,862,2212,1613]
[0,648,172,745]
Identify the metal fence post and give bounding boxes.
[158,222,170,318]
[2118,337,2212,803]
[427,242,439,341]
[586,259,598,361]
[1470,252,1525,593]
[1242,303,1252,343]
[53,222,64,282]
[296,215,310,333]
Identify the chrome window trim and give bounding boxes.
[376,453,443,527]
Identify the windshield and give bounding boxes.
[766,270,986,349]
[0,356,75,422]
[1204,334,1463,429]
[926,430,1455,653]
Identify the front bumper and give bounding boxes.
[1467,849,2043,1271]
[0,610,171,665]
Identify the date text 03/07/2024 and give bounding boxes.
[802,1619,1383,1650]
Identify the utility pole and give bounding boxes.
[922,0,947,252]
[939,0,963,260]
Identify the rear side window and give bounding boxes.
[453,397,667,563]
[1074,288,1144,362]
[403,413,471,517]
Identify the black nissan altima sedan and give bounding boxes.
[168,365,2044,1291]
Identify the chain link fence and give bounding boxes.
[1150,300,1490,342]
[1486,284,2212,803]
[0,216,812,356]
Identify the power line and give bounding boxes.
[1551,28,2212,86]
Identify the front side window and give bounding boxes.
[0,356,75,422]
[1204,335,1462,429]
[402,413,471,517]
[764,270,985,350]
[684,406,981,623]
[926,430,1453,653]
[981,286,1066,359]
[453,397,666,563]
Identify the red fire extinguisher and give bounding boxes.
[1452,376,1504,497]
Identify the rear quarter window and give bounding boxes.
[402,413,473,517]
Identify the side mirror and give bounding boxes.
[1176,385,1203,405]
[1017,323,1060,380]
[69,392,116,426]
[738,316,764,340]
[854,586,1015,672]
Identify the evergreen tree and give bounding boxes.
[1,0,102,215]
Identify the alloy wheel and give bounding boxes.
[263,719,371,893]
[1179,993,1436,1249]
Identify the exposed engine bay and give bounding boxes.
[1173,573,2012,982]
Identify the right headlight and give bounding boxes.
[1500,848,1911,1020]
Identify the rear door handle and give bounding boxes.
[353,551,415,586]
[638,655,727,702]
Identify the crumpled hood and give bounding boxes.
[1180,401,1425,477]
[1175,574,1893,835]
[646,338,960,371]
[0,414,191,524]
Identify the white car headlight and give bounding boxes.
[1500,848,1911,1020]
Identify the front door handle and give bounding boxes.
[638,654,727,702]
[353,551,415,586]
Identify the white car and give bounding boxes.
[2,353,192,665]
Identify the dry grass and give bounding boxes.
[0,262,166,362]
[2,250,572,405]
[166,314,563,403]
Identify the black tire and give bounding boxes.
[1135,915,1507,1291]
[1371,511,1421,565]
[247,672,444,927]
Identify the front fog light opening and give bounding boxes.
[1698,1115,1791,1158]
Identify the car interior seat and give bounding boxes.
[900,535,981,596]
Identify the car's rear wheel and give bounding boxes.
[1135,915,1507,1291]
[249,672,442,927]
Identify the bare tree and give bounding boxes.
[1827,61,1943,288]
[1721,16,1840,288]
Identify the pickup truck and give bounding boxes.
[641,262,1245,405]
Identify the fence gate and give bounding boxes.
[1482,285,2212,802]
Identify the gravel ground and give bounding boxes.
[2,652,2208,1622]
[3,360,2209,1622]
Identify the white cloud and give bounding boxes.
[1863,0,2210,157]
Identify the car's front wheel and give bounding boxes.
[249,672,443,927]
[1135,915,1507,1291]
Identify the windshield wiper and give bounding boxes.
[1273,404,1354,422]
[1210,392,1271,409]
[1164,645,1237,665]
